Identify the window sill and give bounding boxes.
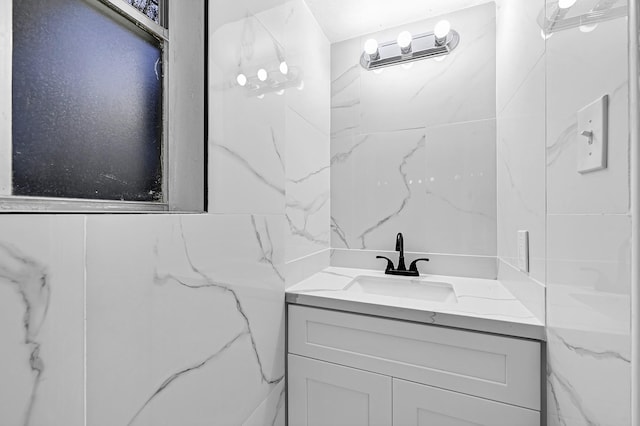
[0,196,191,213]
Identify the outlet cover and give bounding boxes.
[517,230,529,273]
[577,95,608,174]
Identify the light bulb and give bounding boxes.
[558,0,576,9]
[397,31,412,51]
[236,73,247,86]
[257,68,268,82]
[279,61,289,75]
[276,89,285,96]
[580,23,598,32]
[364,38,379,56]
[434,20,451,40]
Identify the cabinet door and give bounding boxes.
[288,354,392,426]
[393,379,540,426]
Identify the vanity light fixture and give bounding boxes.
[558,0,577,9]
[364,38,380,60]
[360,20,459,70]
[236,73,247,87]
[279,61,289,75]
[539,0,625,37]
[235,61,303,97]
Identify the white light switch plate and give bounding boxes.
[577,95,608,174]
[517,230,529,273]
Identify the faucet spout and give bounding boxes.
[395,233,406,271]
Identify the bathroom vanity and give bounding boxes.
[285,268,545,425]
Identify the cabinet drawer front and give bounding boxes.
[288,305,540,410]
[288,354,392,426]
[393,378,540,426]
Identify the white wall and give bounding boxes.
[496,0,631,424]
[330,4,497,273]
[544,6,631,425]
[0,0,330,424]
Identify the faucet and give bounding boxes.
[376,232,430,277]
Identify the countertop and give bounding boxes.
[286,267,545,341]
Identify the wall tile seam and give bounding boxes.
[287,106,331,139]
[335,117,499,139]
[547,213,632,217]
[331,247,498,258]
[498,256,546,288]
[496,51,545,117]
[285,247,330,265]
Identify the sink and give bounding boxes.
[343,275,457,303]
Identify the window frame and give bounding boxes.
[0,0,206,213]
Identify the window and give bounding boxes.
[123,0,162,25]
[0,0,205,212]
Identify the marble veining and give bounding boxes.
[547,363,594,426]
[0,243,50,426]
[124,218,284,425]
[549,328,630,363]
[330,217,350,248]
[213,142,285,196]
[357,136,425,249]
[128,331,251,426]
[251,215,285,282]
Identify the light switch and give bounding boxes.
[577,95,608,174]
[517,230,529,273]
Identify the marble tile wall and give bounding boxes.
[0,216,85,426]
[86,215,286,426]
[495,0,546,319]
[0,0,329,424]
[544,5,631,424]
[330,4,497,269]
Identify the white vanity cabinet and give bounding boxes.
[287,304,542,426]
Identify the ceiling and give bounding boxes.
[304,0,495,43]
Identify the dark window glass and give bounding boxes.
[123,0,160,25]
[12,0,163,202]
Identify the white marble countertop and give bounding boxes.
[286,267,545,341]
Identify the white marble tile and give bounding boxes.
[209,14,287,214]
[497,260,545,324]
[86,214,285,426]
[424,119,497,256]
[330,248,497,280]
[285,107,330,262]
[546,17,629,215]
[242,380,285,426]
[283,0,331,135]
[286,248,331,288]
[546,214,630,425]
[330,38,362,139]
[0,215,84,426]
[497,59,546,282]
[496,0,545,114]
[331,128,428,252]
[357,4,496,133]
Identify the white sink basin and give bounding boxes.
[343,275,457,303]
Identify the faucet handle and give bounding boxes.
[376,256,395,273]
[409,258,430,273]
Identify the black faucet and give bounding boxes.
[376,232,430,277]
